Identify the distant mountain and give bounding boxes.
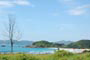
[0,40,33,47]
[56,40,73,45]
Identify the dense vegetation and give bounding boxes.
[66,40,90,48]
[26,40,64,48]
[0,50,90,60]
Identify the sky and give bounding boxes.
[0,0,90,42]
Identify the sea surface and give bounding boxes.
[0,45,87,54]
[0,45,57,54]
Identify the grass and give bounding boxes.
[0,50,90,60]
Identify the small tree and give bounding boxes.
[3,15,21,53]
[8,16,15,53]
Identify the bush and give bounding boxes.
[54,50,74,57]
[17,54,39,60]
[2,56,8,60]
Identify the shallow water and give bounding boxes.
[0,46,57,53]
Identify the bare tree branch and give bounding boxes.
[3,15,21,53]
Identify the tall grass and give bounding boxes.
[0,50,90,60]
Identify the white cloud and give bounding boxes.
[0,0,33,15]
[0,0,31,7]
[58,0,90,16]
[0,1,14,7]
[68,8,85,15]
[14,0,31,6]
[68,4,90,15]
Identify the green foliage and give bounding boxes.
[32,40,63,48]
[0,52,90,60]
[0,54,39,60]
[54,50,74,57]
[1,56,8,60]
[18,54,39,60]
[66,40,90,48]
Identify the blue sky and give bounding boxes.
[0,0,90,42]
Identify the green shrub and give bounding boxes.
[2,56,8,60]
[0,55,9,60]
[54,50,74,57]
[17,54,39,60]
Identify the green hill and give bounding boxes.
[66,40,90,48]
[26,40,64,48]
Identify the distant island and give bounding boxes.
[25,40,90,48]
[1,39,90,48]
[25,40,64,48]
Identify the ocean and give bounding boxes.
[0,45,57,54]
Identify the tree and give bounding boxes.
[9,16,15,53]
[3,15,21,53]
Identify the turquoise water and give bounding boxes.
[0,46,57,53]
